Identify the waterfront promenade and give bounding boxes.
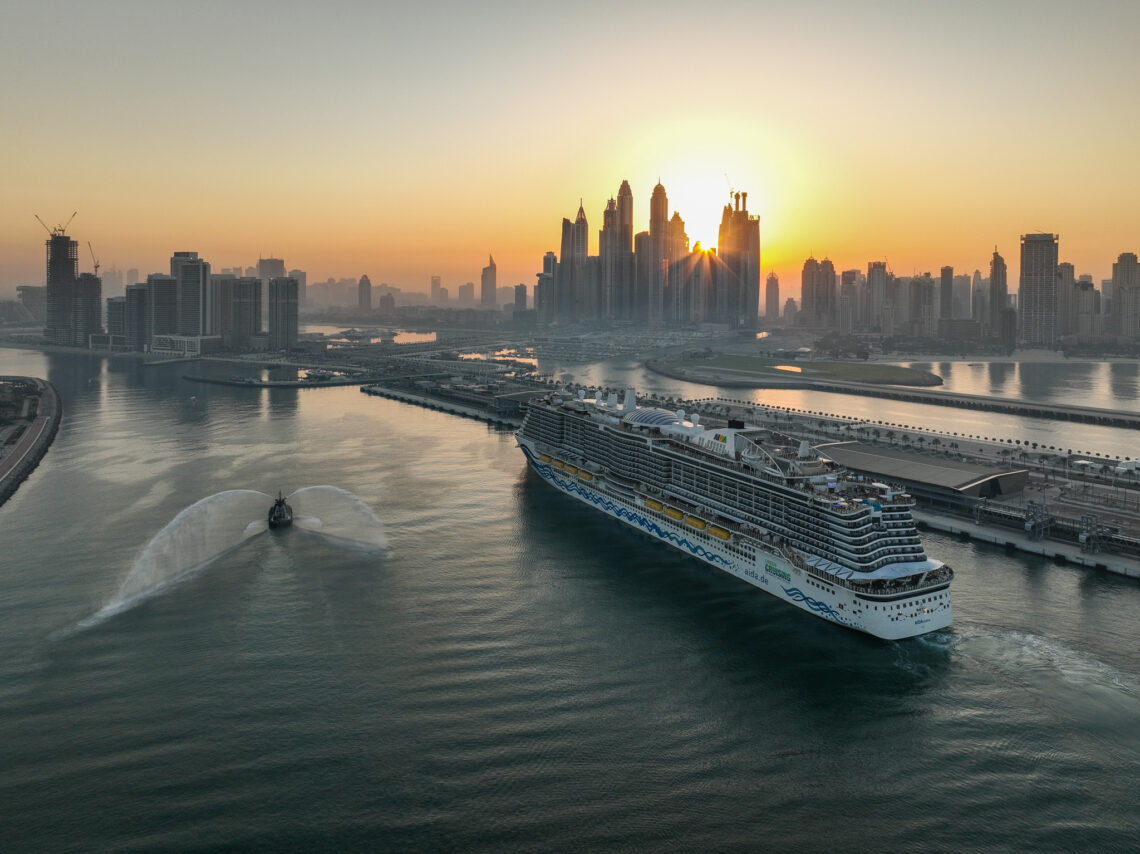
[0,377,61,507]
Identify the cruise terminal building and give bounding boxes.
[813,441,1029,510]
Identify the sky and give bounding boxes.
[2,0,1139,300]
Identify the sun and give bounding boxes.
[652,174,734,251]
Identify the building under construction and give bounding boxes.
[40,215,102,347]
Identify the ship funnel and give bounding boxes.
[676,409,685,423]
[797,439,812,459]
[621,388,637,411]
[578,389,586,400]
[692,412,700,426]
[608,392,619,408]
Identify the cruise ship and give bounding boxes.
[516,388,953,639]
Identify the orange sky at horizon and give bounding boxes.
[3,2,1139,303]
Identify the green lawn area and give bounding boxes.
[674,354,942,385]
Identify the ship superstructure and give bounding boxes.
[517,388,953,639]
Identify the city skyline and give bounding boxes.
[3,2,1140,297]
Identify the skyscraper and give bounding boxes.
[617,180,634,252]
[257,257,286,280]
[1019,233,1058,347]
[106,296,126,337]
[615,180,636,321]
[1055,262,1076,337]
[288,269,307,307]
[645,183,669,326]
[258,257,286,322]
[146,274,178,340]
[358,274,372,313]
[664,211,689,323]
[124,283,150,351]
[716,191,761,327]
[430,275,441,303]
[799,256,835,327]
[800,257,819,325]
[268,277,298,351]
[171,251,210,335]
[1112,252,1140,339]
[599,197,620,319]
[939,266,953,319]
[514,283,527,312]
[481,255,497,307]
[74,273,103,346]
[868,261,889,330]
[765,273,780,323]
[988,249,1007,335]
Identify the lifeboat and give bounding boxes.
[539,454,551,463]
[645,498,664,511]
[665,507,684,520]
[708,525,731,541]
[579,471,593,481]
[564,464,578,475]
[552,460,565,469]
[684,515,707,530]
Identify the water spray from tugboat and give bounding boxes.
[77,487,386,629]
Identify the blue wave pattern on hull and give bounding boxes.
[783,586,852,626]
[526,453,738,572]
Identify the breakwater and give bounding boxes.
[646,359,1140,429]
[182,374,374,389]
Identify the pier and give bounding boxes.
[361,385,522,428]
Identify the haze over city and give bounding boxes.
[3,0,1140,298]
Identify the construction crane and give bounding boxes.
[33,211,77,237]
[88,241,100,276]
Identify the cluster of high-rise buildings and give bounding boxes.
[534,180,760,328]
[38,228,300,355]
[25,209,1140,351]
[781,234,1140,348]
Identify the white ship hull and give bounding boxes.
[520,440,952,641]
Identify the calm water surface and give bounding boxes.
[2,348,1139,853]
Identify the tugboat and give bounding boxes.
[267,492,293,529]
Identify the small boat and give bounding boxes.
[578,471,593,481]
[267,492,293,529]
[539,454,551,463]
[645,498,664,511]
[708,525,731,541]
[684,515,707,530]
[552,460,565,469]
[564,464,578,475]
[664,507,684,520]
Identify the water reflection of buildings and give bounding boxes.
[1109,362,1140,402]
[986,361,1015,395]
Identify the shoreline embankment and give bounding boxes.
[0,377,62,508]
